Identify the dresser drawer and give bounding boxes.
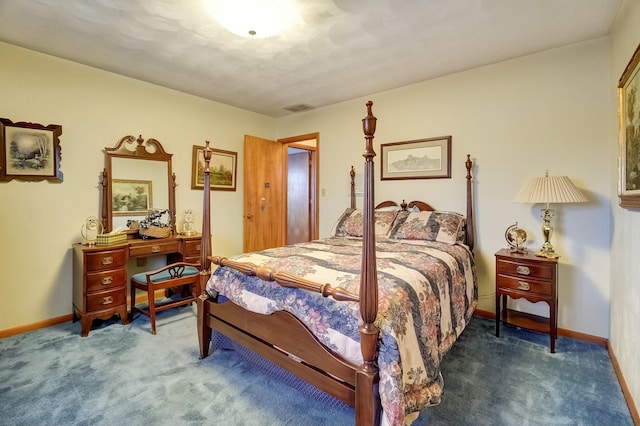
[129,240,179,257]
[496,259,554,280]
[85,249,128,271]
[497,274,552,296]
[86,268,127,292]
[86,288,126,312]
[183,239,202,257]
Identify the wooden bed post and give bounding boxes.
[465,154,475,251]
[350,166,356,209]
[198,141,213,358]
[356,101,381,426]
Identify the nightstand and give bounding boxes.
[495,248,559,352]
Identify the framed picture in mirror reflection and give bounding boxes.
[111,179,153,216]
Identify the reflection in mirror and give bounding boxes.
[101,135,175,234]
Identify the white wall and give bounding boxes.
[0,41,274,330]
[610,0,640,414]
[278,38,612,339]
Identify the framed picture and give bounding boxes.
[380,136,451,180]
[112,179,153,216]
[618,42,640,208]
[0,118,63,182]
[191,145,237,191]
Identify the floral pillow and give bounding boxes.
[388,210,466,244]
[331,208,398,237]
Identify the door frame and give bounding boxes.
[278,132,319,241]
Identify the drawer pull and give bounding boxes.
[101,256,114,265]
[516,266,530,275]
[151,246,161,253]
[517,281,530,291]
[101,296,114,305]
[101,277,113,285]
[196,244,201,252]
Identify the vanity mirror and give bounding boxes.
[101,135,176,234]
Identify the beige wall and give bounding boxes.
[278,38,612,340]
[610,0,640,414]
[0,41,273,330]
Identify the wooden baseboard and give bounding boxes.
[0,314,73,338]
[473,309,607,346]
[608,344,640,425]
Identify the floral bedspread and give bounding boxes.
[205,237,477,425]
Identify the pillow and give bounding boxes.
[331,208,398,237]
[388,210,465,244]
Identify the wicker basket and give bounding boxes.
[139,225,171,239]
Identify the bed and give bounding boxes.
[196,101,477,425]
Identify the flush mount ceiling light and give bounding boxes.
[204,0,300,38]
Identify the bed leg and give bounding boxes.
[197,293,212,359]
[355,369,381,426]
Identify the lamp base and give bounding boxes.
[534,250,559,259]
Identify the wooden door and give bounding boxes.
[243,135,285,252]
[287,150,311,245]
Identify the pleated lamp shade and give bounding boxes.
[514,171,587,205]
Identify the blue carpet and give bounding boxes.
[0,307,632,425]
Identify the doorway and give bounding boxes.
[280,134,318,245]
[243,133,318,252]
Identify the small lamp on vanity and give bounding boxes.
[514,171,587,258]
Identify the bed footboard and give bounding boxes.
[197,294,359,406]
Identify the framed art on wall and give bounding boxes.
[618,42,640,208]
[191,145,237,191]
[0,118,63,182]
[380,136,451,180]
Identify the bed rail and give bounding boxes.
[209,256,359,302]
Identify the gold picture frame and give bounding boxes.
[191,145,237,191]
[618,42,640,208]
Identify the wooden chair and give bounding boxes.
[130,262,199,334]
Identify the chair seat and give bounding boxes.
[131,266,199,285]
[130,262,200,335]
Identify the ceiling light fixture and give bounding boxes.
[204,0,299,39]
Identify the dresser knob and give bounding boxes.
[516,265,530,275]
[101,277,113,285]
[101,296,114,305]
[517,281,530,291]
[101,256,114,265]
[151,246,161,253]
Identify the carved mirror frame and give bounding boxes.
[101,135,176,234]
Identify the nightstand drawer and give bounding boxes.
[85,249,128,271]
[86,288,126,311]
[497,274,552,296]
[86,268,127,292]
[496,259,554,279]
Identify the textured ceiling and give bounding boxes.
[0,0,622,117]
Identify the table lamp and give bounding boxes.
[514,171,587,258]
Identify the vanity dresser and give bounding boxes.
[72,135,202,337]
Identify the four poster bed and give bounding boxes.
[196,101,477,425]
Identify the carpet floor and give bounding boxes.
[0,306,632,425]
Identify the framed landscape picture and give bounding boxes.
[380,136,451,180]
[112,179,152,216]
[0,118,63,182]
[618,42,640,208]
[191,145,237,191]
